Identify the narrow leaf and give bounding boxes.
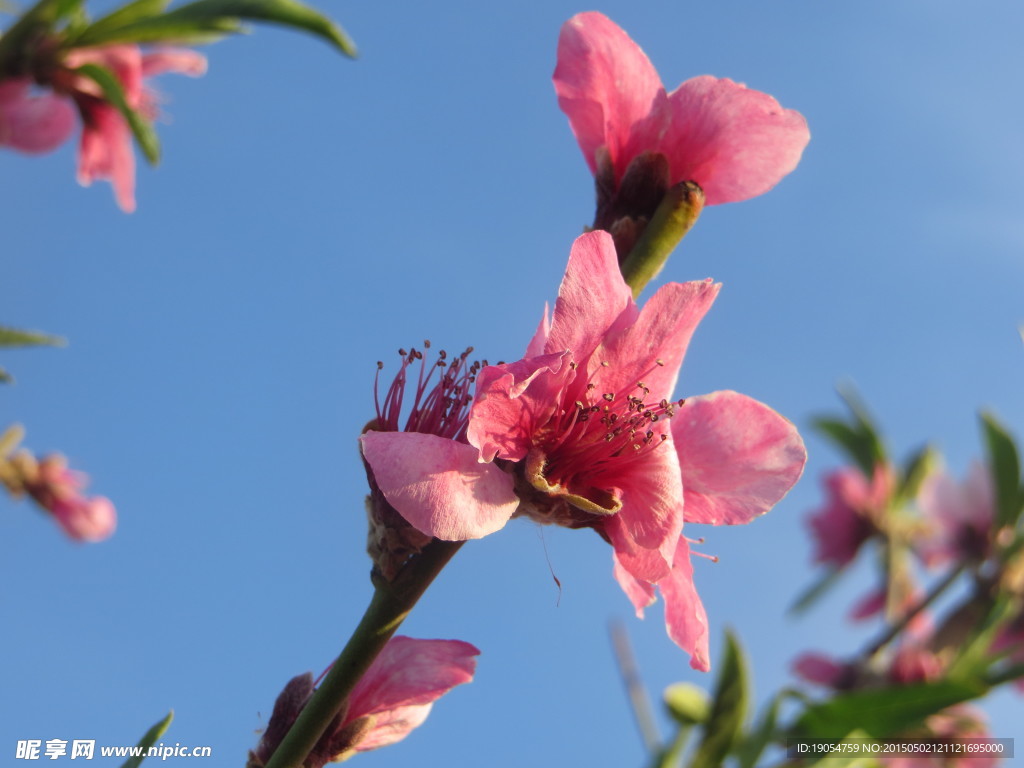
[70,0,171,44]
[790,568,842,616]
[0,367,11,384]
[980,412,1022,528]
[812,418,876,478]
[0,0,62,73]
[0,326,66,348]
[74,62,161,165]
[74,0,356,56]
[792,678,986,739]
[689,630,748,768]
[898,443,936,503]
[119,710,173,768]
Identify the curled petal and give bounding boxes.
[360,431,518,540]
[349,636,479,716]
[673,391,806,525]
[660,537,710,671]
[141,48,208,78]
[612,551,656,617]
[468,352,572,463]
[77,100,136,212]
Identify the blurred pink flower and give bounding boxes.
[22,454,116,542]
[252,636,479,767]
[916,462,995,566]
[886,707,997,768]
[1,44,205,211]
[554,12,809,207]
[0,79,76,153]
[807,464,894,567]
[791,652,855,689]
[62,45,207,212]
[457,230,803,669]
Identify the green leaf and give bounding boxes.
[119,710,173,768]
[664,682,709,726]
[70,0,171,44]
[898,443,936,502]
[813,385,887,478]
[73,0,356,57]
[812,418,877,479]
[947,596,1015,680]
[792,678,987,739]
[689,630,749,768]
[0,0,63,75]
[790,568,842,616]
[0,326,66,348]
[735,693,782,768]
[980,412,1022,528]
[74,62,161,165]
[0,367,11,384]
[734,688,811,768]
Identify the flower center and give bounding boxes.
[529,357,682,512]
[373,341,483,441]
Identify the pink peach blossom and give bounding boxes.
[791,652,855,689]
[251,636,479,767]
[359,346,519,548]
[424,229,801,669]
[554,12,809,207]
[1,44,205,211]
[807,464,894,568]
[23,454,116,542]
[63,45,207,212]
[916,462,996,566]
[0,79,76,153]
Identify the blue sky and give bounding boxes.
[2,1,1023,765]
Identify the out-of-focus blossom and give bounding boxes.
[249,636,479,767]
[368,231,804,669]
[916,462,996,566]
[553,11,809,254]
[807,464,894,568]
[1,451,116,541]
[791,652,856,690]
[793,642,995,768]
[0,79,76,152]
[0,44,205,211]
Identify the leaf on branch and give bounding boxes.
[0,325,66,348]
[789,567,842,616]
[792,678,987,740]
[689,629,748,768]
[72,0,356,57]
[980,411,1022,528]
[119,710,173,768]
[74,62,161,165]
